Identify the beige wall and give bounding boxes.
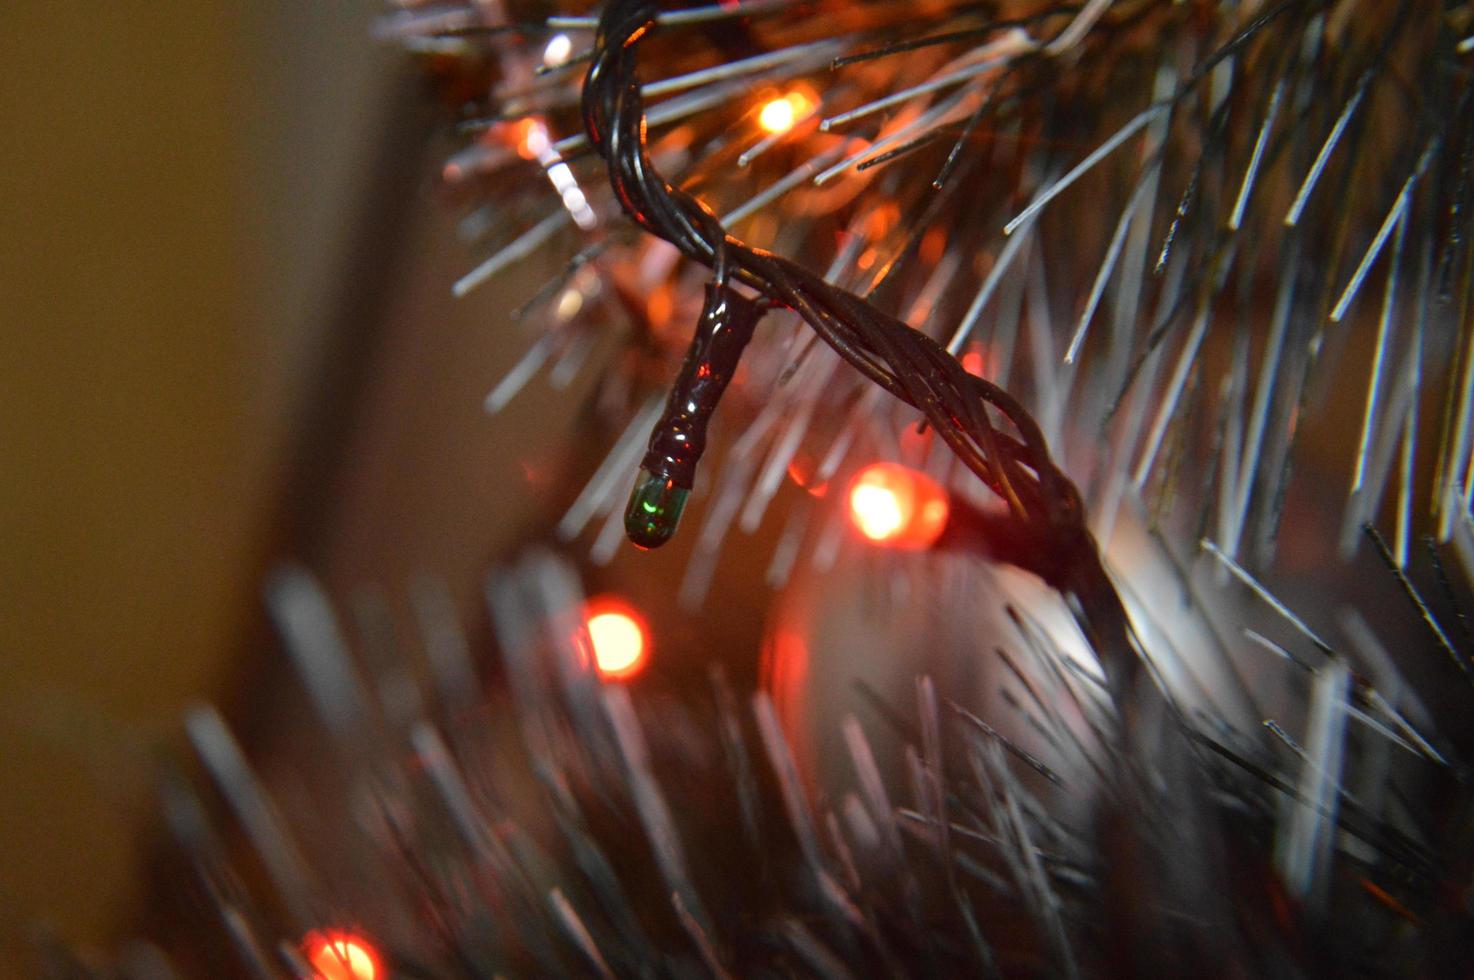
[0,1,397,969]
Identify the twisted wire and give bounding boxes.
[582,0,1108,584]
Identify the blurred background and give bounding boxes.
[0,1,482,972]
[1,2,783,970]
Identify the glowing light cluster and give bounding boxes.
[544,158,597,231]
[304,930,381,980]
[847,462,950,550]
[513,117,550,160]
[757,89,815,135]
[581,596,650,680]
[514,118,597,230]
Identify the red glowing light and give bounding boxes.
[961,349,986,377]
[582,596,650,680]
[847,462,950,550]
[786,449,829,497]
[304,930,381,980]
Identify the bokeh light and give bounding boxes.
[757,89,815,135]
[847,462,950,550]
[582,596,650,680]
[543,32,573,68]
[512,117,550,160]
[304,930,381,980]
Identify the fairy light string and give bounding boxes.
[626,283,766,548]
[583,0,1144,704]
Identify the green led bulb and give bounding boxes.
[624,468,689,549]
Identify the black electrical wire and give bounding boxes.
[581,0,1144,702]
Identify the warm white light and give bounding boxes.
[850,483,906,541]
[546,160,598,230]
[543,33,573,68]
[555,287,584,320]
[757,90,814,135]
[847,462,950,550]
[582,597,650,680]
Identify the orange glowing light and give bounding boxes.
[786,450,829,497]
[920,225,947,265]
[512,118,550,160]
[582,597,650,680]
[758,90,814,135]
[866,203,900,239]
[647,285,674,332]
[847,462,950,550]
[304,930,381,980]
